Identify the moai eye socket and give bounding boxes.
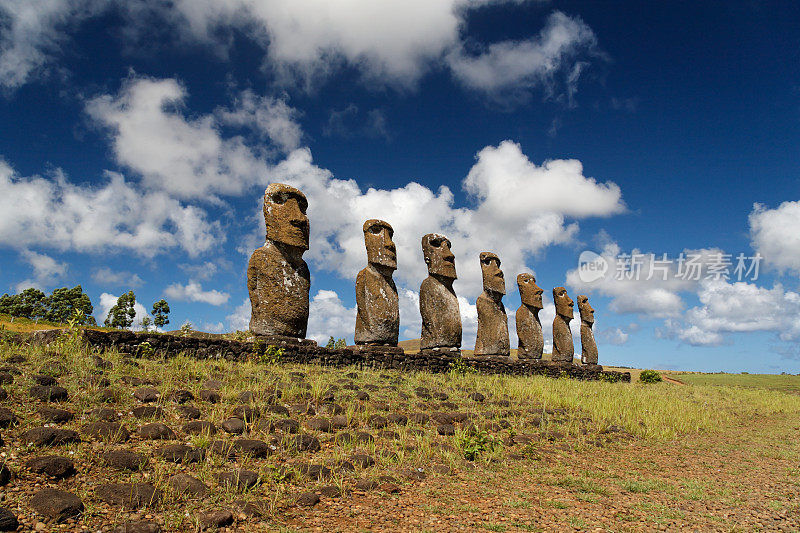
[370,225,382,234]
[271,192,287,205]
[431,238,442,247]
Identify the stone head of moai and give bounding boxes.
[480,252,505,295]
[263,183,310,250]
[422,233,457,279]
[553,287,574,320]
[517,273,543,310]
[363,219,397,272]
[577,295,594,325]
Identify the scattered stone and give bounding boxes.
[37,406,74,423]
[92,356,112,370]
[288,434,321,452]
[0,465,10,486]
[437,423,456,436]
[169,389,194,404]
[409,413,430,425]
[401,467,428,481]
[114,521,161,533]
[169,473,208,497]
[355,391,370,401]
[270,418,299,434]
[237,390,256,403]
[90,407,118,421]
[381,483,401,494]
[29,385,68,402]
[306,417,332,432]
[132,406,163,419]
[82,421,130,442]
[296,492,320,507]
[379,430,400,440]
[352,454,375,468]
[319,485,341,498]
[0,507,18,531]
[157,444,204,464]
[30,488,83,521]
[198,389,221,403]
[355,431,374,443]
[32,374,58,386]
[354,479,378,491]
[468,392,485,402]
[24,427,80,446]
[297,464,331,480]
[216,470,259,491]
[184,420,216,435]
[138,423,176,440]
[0,374,12,386]
[266,404,289,417]
[199,509,234,529]
[133,387,159,403]
[0,408,16,428]
[221,417,245,434]
[231,405,260,422]
[97,388,118,403]
[331,415,348,429]
[95,483,162,509]
[176,405,201,419]
[232,439,273,458]
[102,450,148,471]
[203,379,224,390]
[26,456,75,478]
[387,413,408,426]
[368,414,388,428]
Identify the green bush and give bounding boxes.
[639,369,663,384]
[456,429,496,461]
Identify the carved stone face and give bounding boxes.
[363,219,396,270]
[480,252,505,295]
[422,233,457,279]
[553,287,574,319]
[577,295,594,324]
[263,183,309,250]
[517,273,543,309]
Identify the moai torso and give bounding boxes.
[419,234,461,350]
[578,295,598,365]
[355,220,399,345]
[474,252,509,356]
[248,183,310,338]
[516,273,544,359]
[551,286,575,363]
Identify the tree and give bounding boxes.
[325,336,335,349]
[334,338,347,349]
[140,316,152,331]
[44,286,95,325]
[104,290,136,329]
[152,299,170,328]
[0,288,47,319]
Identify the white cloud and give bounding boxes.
[226,298,250,332]
[92,267,144,288]
[97,291,149,328]
[215,89,303,152]
[15,250,67,291]
[447,11,599,103]
[306,290,357,345]
[164,281,229,306]
[0,0,106,90]
[749,201,800,275]
[0,161,222,257]
[659,279,800,347]
[597,326,629,346]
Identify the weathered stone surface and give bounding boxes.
[183,420,216,435]
[132,406,163,419]
[82,421,130,442]
[30,489,83,521]
[474,252,509,357]
[516,273,544,359]
[355,219,399,346]
[0,408,15,428]
[95,483,162,509]
[419,233,461,350]
[578,295,598,365]
[221,417,245,434]
[114,521,161,533]
[0,507,18,531]
[29,385,68,402]
[157,444,204,463]
[102,450,147,471]
[248,183,310,337]
[199,510,234,529]
[216,470,259,491]
[296,492,320,507]
[138,423,176,440]
[38,406,74,423]
[232,439,273,458]
[551,287,575,363]
[24,427,80,446]
[26,455,75,478]
[169,473,208,496]
[133,387,159,403]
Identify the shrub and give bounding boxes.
[449,355,477,375]
[456,429,496,461]
[639,370,662,384]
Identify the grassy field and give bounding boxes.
[669,371,800,391]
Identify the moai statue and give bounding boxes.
[577,295,598,365]
[419,234,462,352]
[355,219,399,346]
[474,252,510,357]
[516,273,544,359]
[551,287,575,363]
[247,183,310,338]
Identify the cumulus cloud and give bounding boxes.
[447,11,599,104]
[164,281,230,306]
[226,298,250,332]
[0,161,222,257]
[749,201,800,275]
[597,326,629,346]
[2,2,600,104]
[658,279,800,347]
[92,267,144,288]
[15,250,67,291]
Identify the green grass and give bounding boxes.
[674,372,800,392]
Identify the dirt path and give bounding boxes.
[662,375,685,385]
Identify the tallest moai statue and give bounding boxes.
[355,219,399,346]
[247,183,310,338]
[419,233,462,352]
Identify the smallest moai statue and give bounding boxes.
[577,295,598,365]
[516,273,544,359]
[551,287,575,363]
[474,252,510,357]
[354,219,399,346]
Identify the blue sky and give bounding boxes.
[1,1,799,373]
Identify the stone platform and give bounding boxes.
[22,329,630,382]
